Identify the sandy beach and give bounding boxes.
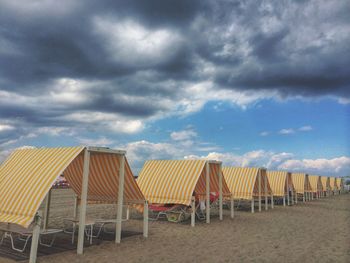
[1,190,349,263]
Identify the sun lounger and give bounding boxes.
[0,223,62,252]
[63,211,130,242]
[148,204,190,222]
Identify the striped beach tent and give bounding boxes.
[308,175,323,199]
[320,176,331,197]
[291,173,312,202]
[137,160,232,225]
[0,146,147,261]
[329,177,336,193]
[336,178,344,193]
[222,167,273,213]
[266,171,296,206]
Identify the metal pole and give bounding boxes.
[230,195,234,218]
[219,167,223,220]
[43,189,52,230]
[77,149,90,255]
[258,170,261,212]
[264,173,268,211]
[29,211,42,263]
[115,155,125,243]
[206,162,210,223]
[191,197,196,227]
[143,201,148,237]
[287,176,290,206]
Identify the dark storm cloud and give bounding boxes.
[0,0,349,144]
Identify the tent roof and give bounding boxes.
[222,167,272,200]
[0,146,144,228]
[291,173,311,193]
[64,151,144,204]
[137,160,230,206]
[308,175,322,192]
[266,171,293,196]
[0,147,84,227]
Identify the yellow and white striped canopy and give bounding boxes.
[320,176,330,191]
[222,167,272,200]
[291,173,311,194]
[308,175,323,192]
[137,160,230,205]
[0,147,84,227]
[266,171,294,196]
[64,151,144,204]
[329,177,336,190]
[0,147,145,228]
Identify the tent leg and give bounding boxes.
[264,174,268,211]
[43,189,52,230]
[219,168,223,221]
[115,155,125,244]
[72,195,78,244]
[143,201,148,237]
[251,199,254,213]
[295,192,298,204]
[286,175,290,206]
[283,196,286,206]
[291,190,294,205]
[126,206,130,220]
[303,192,305,203]
[191,197,195,227]
[230,195,234,218]
[206,162,210,224]
[258,170,262,212]
[271,194,274,209]
[77,149,90,255]
[29,211,42,263]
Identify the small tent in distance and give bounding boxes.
[137,159,233,226]
[320,176,331,197]
[308,175,323,199]
[336,178,344,194]
[329,177,337,195]
[291,173,312,202]
[266,171,297,206]
[222,167,273,213]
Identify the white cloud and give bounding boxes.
[279,128,295,135]
[278,156,350,176]
[337,98,350,105]
[260,131,270,136]
[298,125,313,131]
[0,124,15,132]
[93,18,184,67]
[170,130,197,141]
[77,136,114,146]
[62,112,144,134]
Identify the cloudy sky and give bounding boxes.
[0,0,349,176]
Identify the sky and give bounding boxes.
[0,0,349,176]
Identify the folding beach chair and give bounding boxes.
[148,204,190,222]
[0,223,62,252]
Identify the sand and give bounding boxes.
[1,190,349,263]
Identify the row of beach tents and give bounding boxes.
[0,146,346,263]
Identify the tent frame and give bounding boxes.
[192,160,233,227]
